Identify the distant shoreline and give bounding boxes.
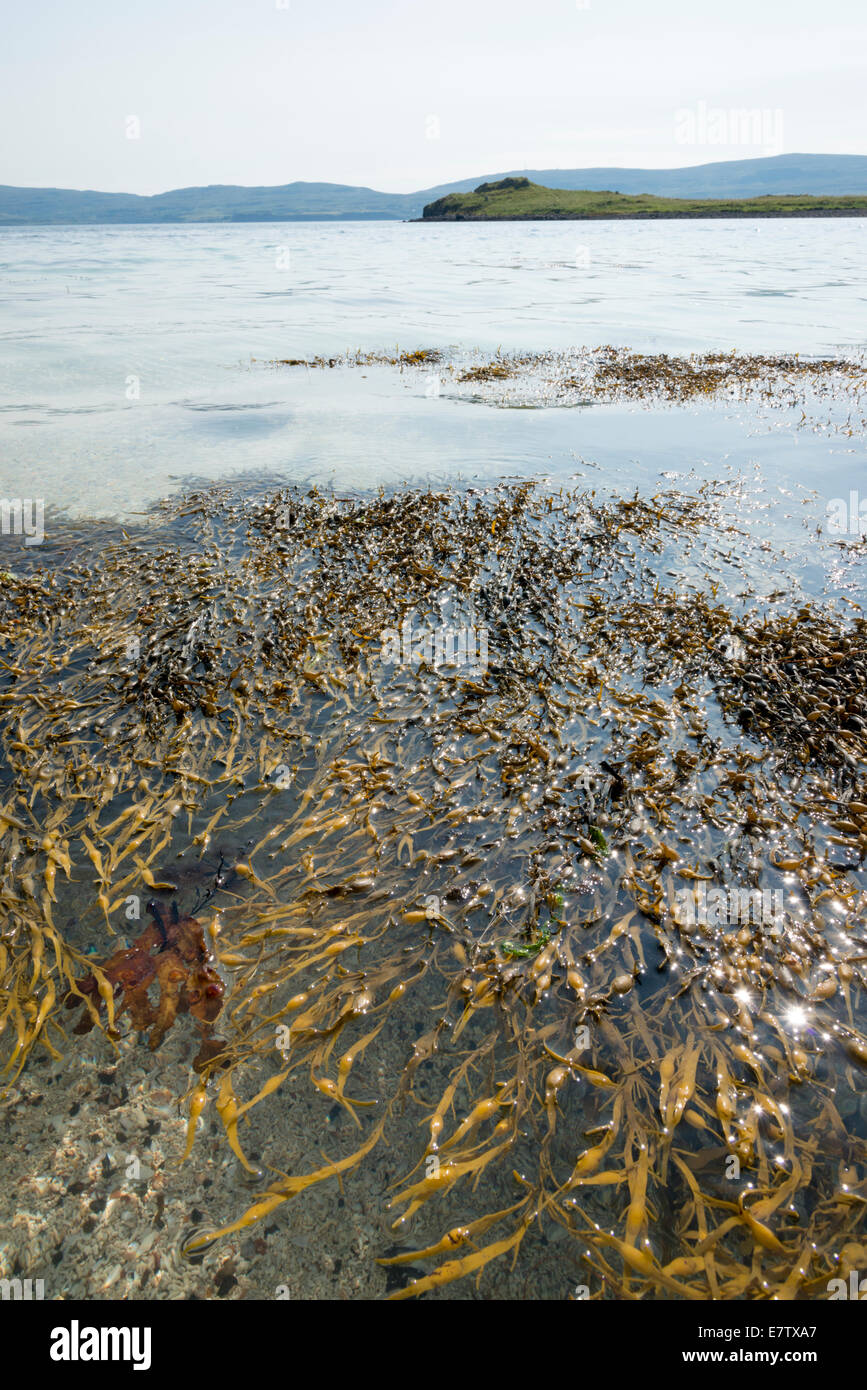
[417,208,867,222]
[4,156,867,226]
[2,208,866,229]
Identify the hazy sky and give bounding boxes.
[2,0,865,193]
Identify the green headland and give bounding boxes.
[420,176,867,220]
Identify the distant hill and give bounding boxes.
[466,153,867,199]
[0,181,417,225]
[421,177,867,221]
[2,154,867,225]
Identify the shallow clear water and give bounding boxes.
[2,219,867,1303]
[0,219,865,518]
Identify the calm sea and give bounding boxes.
[0,218,865,529]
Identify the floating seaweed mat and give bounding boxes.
[261,345,867,431]
[1,478,866,1298]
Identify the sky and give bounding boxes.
[1,0,865,194]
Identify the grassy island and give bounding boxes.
[420,175,867,220]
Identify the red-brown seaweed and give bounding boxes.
[66,900,225,1063]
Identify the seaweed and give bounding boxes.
[65,900,225,1066]
[264,345,867,430]
[1,476,866,1299]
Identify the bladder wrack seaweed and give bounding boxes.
[1,478,866,1297]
